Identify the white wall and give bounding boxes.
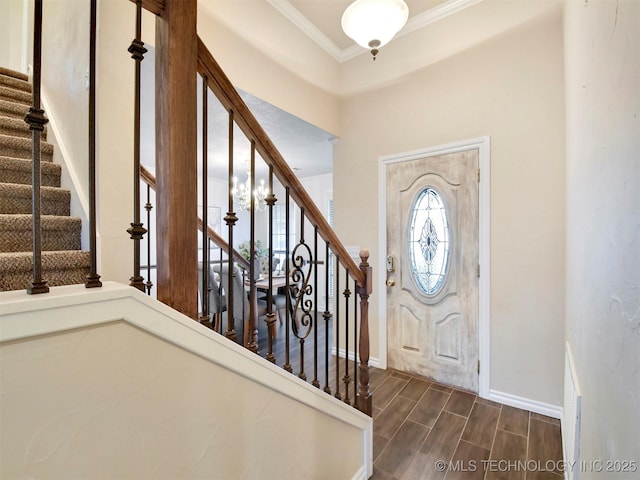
[95,1,155,283]
[564,0,640,471]
[0,283,371,479]
[40,0,90,202]
[0,0,28,73]
[335,12,565,406]
[197,4,341,138]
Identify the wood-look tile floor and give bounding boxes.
[370,369,563,480]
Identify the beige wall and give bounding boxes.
[564,0,640,469]
[197,5,341,137]
[94,1,152,283]
[335,13,565,405]
[40,0,90,200]
[0,0,27,73]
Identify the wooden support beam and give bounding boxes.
[155,0,198,319]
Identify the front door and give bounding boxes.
[386,149,479,392]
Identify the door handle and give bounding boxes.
[386,278,395,287]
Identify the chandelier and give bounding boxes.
[232,172,268,211]
[341,0,409,60]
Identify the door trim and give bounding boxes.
[377,136,491,397]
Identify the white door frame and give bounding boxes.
[377,136,491,398]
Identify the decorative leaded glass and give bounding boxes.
[408,187,450,295]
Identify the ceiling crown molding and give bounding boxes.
[266,0,344,61]
[268,0,485,63]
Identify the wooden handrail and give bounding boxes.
[196,37,365,288]
[130,0,165,16]
[139,165,250,270]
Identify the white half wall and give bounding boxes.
[0,283,372,479]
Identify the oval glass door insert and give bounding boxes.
[408,187,450,295]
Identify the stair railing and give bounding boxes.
[127,0,372,415]
[196,38,373,415]
[26,0,101,294]
[134,43,373,415]
[24,0,372,415]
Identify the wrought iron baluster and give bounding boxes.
[343,268,351,404]
[323,241,332,394]
[224,110,237,341]
[145,183,153,295]
[127,0,148,291]
[25,0,49,294]
[334,254,341,400]
[265,166,277,363]
[199,74,211,328]
[353,277,358,406]
[217,246,224,334]
[85,0,101,288]
[247,141,258,353]
[312,226,320,388]
[283,187,292,373]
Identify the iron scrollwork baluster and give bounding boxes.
[291,208,313,381]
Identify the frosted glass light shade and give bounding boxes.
[341,0,409,50]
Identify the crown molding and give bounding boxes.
[266,0,344,61]
[269,0,485,63]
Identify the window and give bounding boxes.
[408,187,450,295]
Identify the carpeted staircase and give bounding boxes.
[0,66,89,291]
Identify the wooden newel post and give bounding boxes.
[155,0,198,319]
[357,249,373,416]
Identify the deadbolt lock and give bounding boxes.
[386,278,396,287]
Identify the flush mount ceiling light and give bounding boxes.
[341,0,409,60]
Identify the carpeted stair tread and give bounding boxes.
[0,99,29,119]
[0,182,70,216]
[0,250,90,291]
[0,64,88,293]
[0,114,46,140]
[0,85,31,105]
[0,73,32,93]
[0,133,53,161]
[0,156,61,187]
[0,214,82,252]
[0,67,28,82]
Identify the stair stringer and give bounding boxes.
[0,282,373,480]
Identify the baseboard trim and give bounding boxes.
[351,465,367,480]
[488,389,561,419]
[331,346,381,369]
